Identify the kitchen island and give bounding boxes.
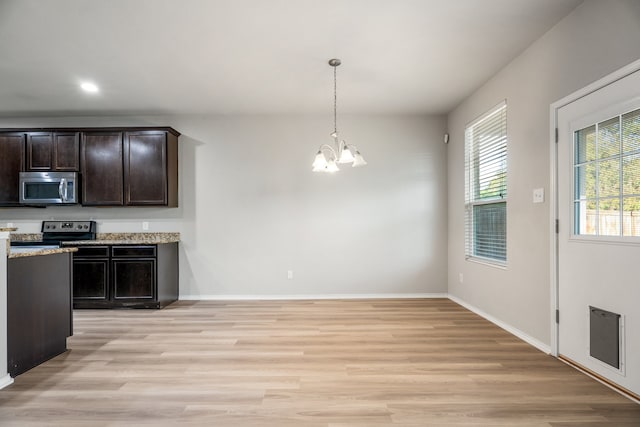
[0,227,16,389]
[1,229,78,386]
[7,245,77,377]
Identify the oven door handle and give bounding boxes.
[59,178,67,202]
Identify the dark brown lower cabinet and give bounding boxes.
[7,252,73,377]
[73,243,178,309]
[113,259,155,299]
[73,245,109,301]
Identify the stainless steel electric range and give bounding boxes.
[11,220,97,248]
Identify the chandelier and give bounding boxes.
[312,59,367,173]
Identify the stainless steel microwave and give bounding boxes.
[19,172,79,204]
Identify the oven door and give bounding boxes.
[19,172,78,204]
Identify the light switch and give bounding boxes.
[533,188,544,203]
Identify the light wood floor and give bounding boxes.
[0,299,638,426]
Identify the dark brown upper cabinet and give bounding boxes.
[81,128,178,207]
[124,130,178,207]
[0,126,178,207]
[81,132,125,206]
[53,132,80,170]
[0,133,26,204]
[26,132,80,171]
[26,133,53,170]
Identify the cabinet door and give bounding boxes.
[112,259,155,300]
[0,133,25,203]
[26,132,53,170]
[81,132,124,205]
[124,131,167,205]
[73,259,109,300]
[53,132,79,171]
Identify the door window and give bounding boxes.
[574,108,640,237]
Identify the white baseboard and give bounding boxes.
[448,294,551,354]
[0,374,13,390]
[179,293,449,301]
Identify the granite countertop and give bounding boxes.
[8,246,78,259]
[6,230,179,258]
[63,232,180,245]
[11,232,180,246]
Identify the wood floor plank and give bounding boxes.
[0,298,638,426]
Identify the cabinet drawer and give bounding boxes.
[75,246,110,257]
[112,245,156,258]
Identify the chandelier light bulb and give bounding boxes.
[352,151,367,167]
[312,151,328,171]
[326,159,340,173]
[338,144,355,164]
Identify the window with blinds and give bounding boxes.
[465,101,507,264]
[574,107,640,237]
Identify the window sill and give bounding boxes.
[465,256,507,270]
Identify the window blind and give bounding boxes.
[465,101,507,263]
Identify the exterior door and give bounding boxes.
[556,67,640,396]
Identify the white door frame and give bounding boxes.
[549,58,640,357]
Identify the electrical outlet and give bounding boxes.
[459,273,464,283]
[7,222,13,228]
[287,270,293,280]
[533,188,544,203]
[142,221,149,231]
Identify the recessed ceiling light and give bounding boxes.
[80,82,99,93]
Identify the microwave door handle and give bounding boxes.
[59,178,66,201]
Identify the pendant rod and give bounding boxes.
[334,63,337,135]
[329,58,341,136]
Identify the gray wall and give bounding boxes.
[447,0,640,347]
[0,114,448,298]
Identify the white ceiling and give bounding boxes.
[0,0,582,117]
